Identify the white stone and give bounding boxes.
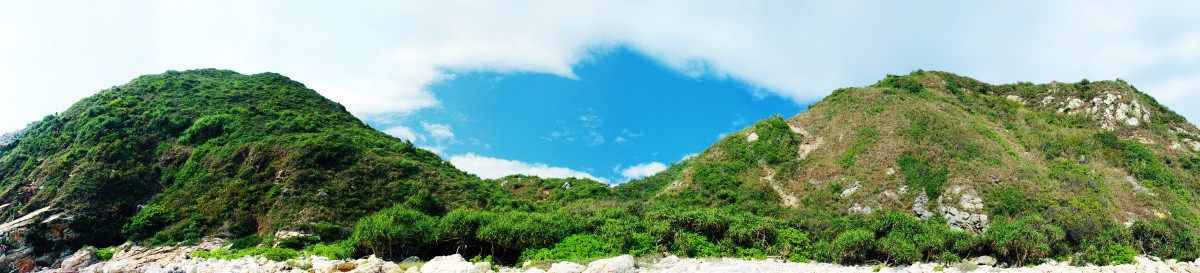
[746,132,759,142]
[840,181,860,198]
[421,254,481,273]
[583,255,635,273]
[547,261,586,273]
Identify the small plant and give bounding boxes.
[933,265,944,271]
[872,265,883,272]
[95,247,117,260]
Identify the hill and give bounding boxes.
[621,71,1200,265]
[0,69,485,261]
[5,69,1200,270]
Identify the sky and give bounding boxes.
[1,1,1198,183]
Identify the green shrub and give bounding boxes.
[831,229,875,264]
[192,247,297,262]
[876,74,924,93]
[231,235,262,249]
[122,205,177,241]
[279,235,320,250]
[777,228,812,262]
[350,205,436,259]
[1082,243,1137,265]
[260,247,299,261]
[1130,219,1200,260]
[95,247,117,260]
[986,187,1043,217]
[939,252,960,263]
[985,216,1062,266]
[673,232,721,257]
[178,114,233,145]
[476,212,577,255]
[838,128,879,169]
[522,234,618,262]
[877,233,920,263]
[306,243,352,260]
[898,156,947,199]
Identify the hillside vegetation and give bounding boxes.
[2,69,1199,269]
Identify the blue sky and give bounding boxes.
[371,47,802,182]
[2,1,1199,183]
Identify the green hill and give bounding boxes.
[4,69,1200,268]
[622,71,1200,265]
[0,69,480,255]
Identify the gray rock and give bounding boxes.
[58,246,99,271]
[912,191,933,220]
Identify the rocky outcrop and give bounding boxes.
[0,122,34,146]
[912,191,933,220]
[920,186,988,234]
[1044,92,1150,131]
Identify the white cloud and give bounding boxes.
[620,162,667,181]
[383,125,420,142]
[421,145,447,155]
[420,122,455,140]
[681,153,699,161]
[449,153,609,183]
[2,1,1200,133]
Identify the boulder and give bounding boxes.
[524,268,547,273]
[334,261,359,272]
[58,246,99,271]
[972,256,997,266]
[583,255,634,273]
[421,254,481,273]
[547,261,586,273]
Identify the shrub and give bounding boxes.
[278,235,320,250]
[777,228,812,262]
[178,114,232,145]
[877,233,920,263]
[838,128,879,169]
[476,212,577,255]
[122,205,177,241]
[898,156,948,199]
[231,235,262,249]
[350,205,436,259]
[95,247,117,260]
[260,247,299,261]
[985,216,1062,266]
[831,229,875,264]
[192,247,297,262]
[522,234,618,261]
[939,252,960,263]
[1130,219,1200,260]
[1082,243,1137,266]
[673,232,721,257]
[986,187,1042,217]
[307,243,353,260]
